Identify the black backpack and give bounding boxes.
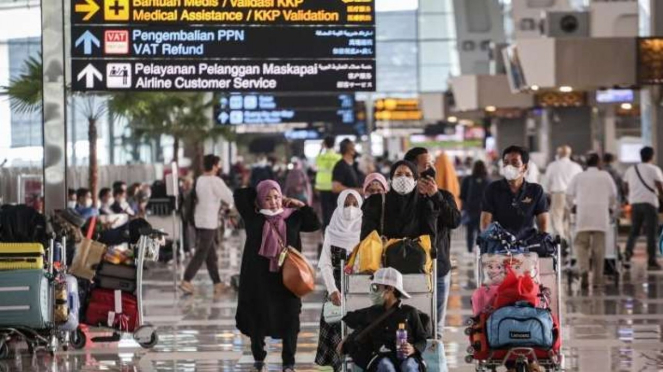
[383,237,428,274]
[0,204,47,244]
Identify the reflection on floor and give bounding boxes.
[2,228,663,372]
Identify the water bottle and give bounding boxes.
[396,323,408,360]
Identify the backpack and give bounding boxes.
[0,204,47,244]
[383,235,432,275]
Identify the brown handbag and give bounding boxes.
[270,222,316,298]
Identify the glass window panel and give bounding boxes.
[8,37,41,148]
[419,0,453,13]
[420,41,454,65]
[419,65,453,92]
[377,41,418,92]
[376,11,417,41]
[419,14,456,40]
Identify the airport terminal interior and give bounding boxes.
[2,0,663,371]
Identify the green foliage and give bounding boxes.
[4,55,43,114]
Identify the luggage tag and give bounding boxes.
[108,289,123,327]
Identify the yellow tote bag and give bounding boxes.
[345,230,384,274]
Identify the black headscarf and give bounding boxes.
[384,160,420,237]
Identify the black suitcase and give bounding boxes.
[95,262,137,293]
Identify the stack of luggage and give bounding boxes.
[466,223,562,369]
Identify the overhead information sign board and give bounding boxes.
[70,0,376,92]
[374,98,423,121]
[214,93,355,125]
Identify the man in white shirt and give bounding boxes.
[624,146,663,270]
[567,154,617,289]
[181,154,235,295]
[545,146,583,243]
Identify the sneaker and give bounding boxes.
[647,261,662,271]
[214,283,228,296]
[283,368,296,372]
[179,281,195,294]
[250,365,267,372]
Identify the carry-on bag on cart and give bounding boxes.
[0,269,51,329]
[57,275,80,332]
[487,302,554,349]
[383,235,432,274]
[0,243,44,270]
[477,222,522,255]
[85,288,138,332]
[422,339,448,372]
[96,262,137,293]
[70,217,107,280]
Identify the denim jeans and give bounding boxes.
[625,203,659,262]
[376,357,420,372]
[436,273,451,337]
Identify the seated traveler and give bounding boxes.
[339,268,427,372]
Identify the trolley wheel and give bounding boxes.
[0,341,8,359]
[464,327,473,336]
[467,346,475,354]
[515,361,528,372]
[71,328,87,350]
[465,355,474,364]
[62,344,69,352]
[465,318,476,326]
[137,332,158,349]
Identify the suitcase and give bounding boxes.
[84,288,138,332]
[422,339,448,372]
[0,243,44,270]
[58,275,80,332]
[0,269,51,329]
[96,263,137,293]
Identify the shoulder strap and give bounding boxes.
[268,220,286,249]
[380,193,385,236]
[354,303,399,343]
[634,165,656,194]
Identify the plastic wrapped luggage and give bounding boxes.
[85,288,138,332]
[0,269,51,329]
[95,262,137,293]
[58,275,80,332]
[0,243,44,270]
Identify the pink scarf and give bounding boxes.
[256,180,295,272]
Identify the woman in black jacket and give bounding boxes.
[361,160,438,241]
[234,180,321,372]
[460,160,489,254]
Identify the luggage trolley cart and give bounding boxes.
[0,239,59,358]
[567,218,621,286]
[74,229,166,349]
[340,260,439,372]
[468,239,564,372]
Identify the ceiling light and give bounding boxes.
[531,85,539,91]
[447,116,458,123]
[559,86,573,93]
[485,106,497,112]
[621,103,633,110]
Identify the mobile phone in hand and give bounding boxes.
[421,167,436,179]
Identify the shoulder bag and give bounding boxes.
[270,221,316,298]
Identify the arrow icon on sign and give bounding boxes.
[77,63,103,89]
[75,31,100,55]
[75,0,100,21]
[218,112,229,124]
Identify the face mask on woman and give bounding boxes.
[343,206,360,220]
[260,208,284,217]
[369,289,386,306]
[503,165,522,181]
[85,199,93,208]
[391,176,417,195]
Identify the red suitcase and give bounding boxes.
[84,288,139,332]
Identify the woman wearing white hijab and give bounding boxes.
[315,189,363,371]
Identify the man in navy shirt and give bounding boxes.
[481,146,549,237]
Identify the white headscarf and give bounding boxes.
[325,189,363,250]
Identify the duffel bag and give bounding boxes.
[517,230,557,258]
[95,262,137,293]
[487,302,554,349]
[477,222,522,255]
[383,235,432,275]
[85,288,138,332]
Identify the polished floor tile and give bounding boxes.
[1,228,663,371]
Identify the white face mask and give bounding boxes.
[67,201,77,209]
[503,165,522,181]
[391,176,417,195]
[84,199,93,208]
[343,206,361,220]
[260,208,284,217]
[369,289,386,306]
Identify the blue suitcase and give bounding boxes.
[0,269,51,329]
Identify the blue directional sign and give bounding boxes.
[75,30,100,55]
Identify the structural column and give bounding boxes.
[641,0,663,165]
[41,0,68,213]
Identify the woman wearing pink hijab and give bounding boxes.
[362,172,390,198]
[234,180,321,372]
